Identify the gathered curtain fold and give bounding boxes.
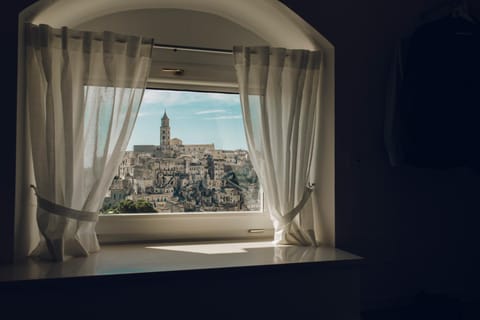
[233,46,324,245]
[22,23,153,261]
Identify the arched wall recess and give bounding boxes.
[16,0,335,255]
[22,0,333,50]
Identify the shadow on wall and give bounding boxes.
[282,0,480,311]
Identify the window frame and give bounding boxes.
[96,75,273,244]
[97,210,272,243]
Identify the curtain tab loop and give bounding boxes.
[30,185,98,222]
[30,184,38,195]
[279,182,316,226]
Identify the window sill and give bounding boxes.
[0,241,363,319]
[96,212,274,243]
[0,240,362,283]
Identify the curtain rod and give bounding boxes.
[153,43,233,55]
[50,33,233,55]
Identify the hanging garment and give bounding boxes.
[385,16,480,168]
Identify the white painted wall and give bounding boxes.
[16,0,335,251]
[76,9,267,50]
[75,9,268,91]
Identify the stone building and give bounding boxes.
[105,111,259,213]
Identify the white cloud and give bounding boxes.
[137,111,163,117]
[141,90,194,106]
[202,92,240,105]
[141,90,239,107]
[205,115,243,120]
[195,109,227,115]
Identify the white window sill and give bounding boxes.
[0,240,362,283]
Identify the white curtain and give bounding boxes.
[234,46,324,245]
[21,23,152,261]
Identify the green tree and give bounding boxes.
[135,199,156,212]
[102,199,156,213]
[118,199,136,213]
[101,202,119,214]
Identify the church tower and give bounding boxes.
[160,110,170,147]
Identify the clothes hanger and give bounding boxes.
[450,0,478,24]
[420,0,478,24]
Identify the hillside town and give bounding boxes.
[102,111,261,213]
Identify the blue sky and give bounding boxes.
[127,90,248,151]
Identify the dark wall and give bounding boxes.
[3,0,480,312]
[0,0,37,264]
[0,263,360,319]
[282,0,480,309]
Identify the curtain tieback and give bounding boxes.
[280,182,315,225]
[30,185,99,222]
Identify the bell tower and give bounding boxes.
[160,110,170,147]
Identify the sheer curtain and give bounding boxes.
[20,23,152,261]
[234,46,324,245]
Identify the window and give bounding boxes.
[100,89,262,215]
[94,47,273,243]
[18,1,335,251]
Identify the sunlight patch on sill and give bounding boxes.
[145,240,276,255]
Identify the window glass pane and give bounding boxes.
[101,89,261,214]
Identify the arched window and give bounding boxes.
[16,0,335,256]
